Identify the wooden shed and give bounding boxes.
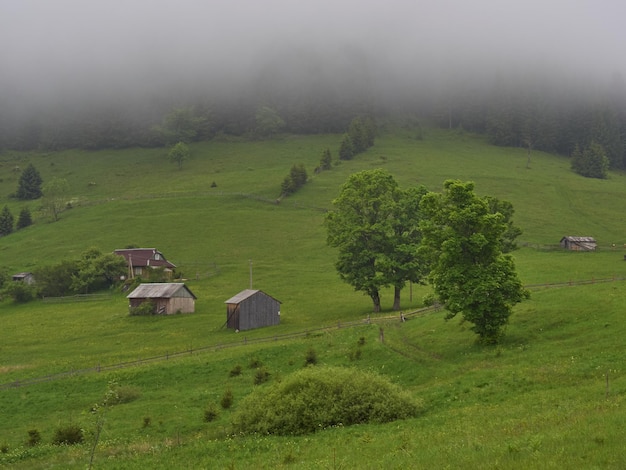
[560,236,597,251]
[12,272,35,285]
[127,283,196,314]
[225,289,281,331]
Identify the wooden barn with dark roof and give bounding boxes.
[225,289,281,331]
[127,283,196,314]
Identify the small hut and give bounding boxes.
[560,236,597,251]
[225,289,281,331]
[12,272,35,285]
[127,283,196,314]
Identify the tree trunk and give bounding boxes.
[393,286,401,311]
[371,291,381,313]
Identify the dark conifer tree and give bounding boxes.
[15,163,43,200]
[16,207,32,229]
[0,205,14,236]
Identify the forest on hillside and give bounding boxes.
[3,66,626,173]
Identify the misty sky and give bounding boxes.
[1,0,625,107]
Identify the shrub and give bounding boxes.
[0,443,8,453]
[204,403,219,422]
[52,424,84,445]
[221,388,233,409]
[111,385,141,404]
[232,366,422,435]
[229,365,242,377]
[304,347,318,366]
[129,300,156,316]
[253,367,270,385]
[248,357,263,369]
[143,416,151,428]
[27,429,41,447]
[3,282,35,303]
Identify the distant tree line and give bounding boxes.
[3,66,625,178]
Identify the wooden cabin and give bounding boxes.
[560,236,597,251]
[225,289,281,331]
[127,283,196,314]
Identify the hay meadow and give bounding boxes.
[1,127,626,468]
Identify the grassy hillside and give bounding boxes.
[1,127,626,468]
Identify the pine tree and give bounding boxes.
[16,207,32,229]
[16,163,43,200]
[0,205,14,236]
[339,134,354,160]
[319,148,332,170]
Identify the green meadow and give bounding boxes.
[1,127,626,468]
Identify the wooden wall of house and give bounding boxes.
[226,304,240,329]
[167,296,195,314]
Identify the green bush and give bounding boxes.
[220,388,233,409]
[129,300,156,316]
[112,385,141,404]
[304,347,317,366]
[229,365,242,377]
[204,403,219,422]
[52,424,84,445]
[27,429,41,447]
[253,367,270,385]
[232,366,422,435]
[3,282,35,303]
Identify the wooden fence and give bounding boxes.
[0,305,440,390]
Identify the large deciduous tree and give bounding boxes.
[419,180,529,343]
[325,169,424,312]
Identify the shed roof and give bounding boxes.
[225,289,281,304]
[560,236,596,243]
[127,283,196,299]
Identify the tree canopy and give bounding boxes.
[325,169,425,312]
[419,180,529,343]
[168,141,190,170]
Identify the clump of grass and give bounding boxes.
[232,366,422,435]
[112,385,141,404]
[52,424,84,445]
[0,444,8,454]
[142,416,151,428]
[220,388,233,409]
[229,364,242,377]
[254,367,271,385]
[204,403,219,422]
[304,347,317,366]
[26,429,41,447]
[249,357,263,369]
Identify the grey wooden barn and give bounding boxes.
[560,236,597,251]
[225,289,281,331]
[127,283,196,314]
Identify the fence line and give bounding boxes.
[0,305,440,391]
[3,276,625,390]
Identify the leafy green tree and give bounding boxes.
[255,106,285,137]
[0,205,14,236]
[16,207,32,229]
[419,180,529,344]
[71,248,127,294]
[34,260,80,297]
[325,169,400,312]
[382,185,429,310]
[338,134,354,160]
[154,107,208,146]
[571,142,609,179]
[3,281,36,303]
[15,163,43,200]
[484,196,523,253]
[41,177,70,221]
[168,141,190,170]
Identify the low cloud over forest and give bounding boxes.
[1,0,625,157]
